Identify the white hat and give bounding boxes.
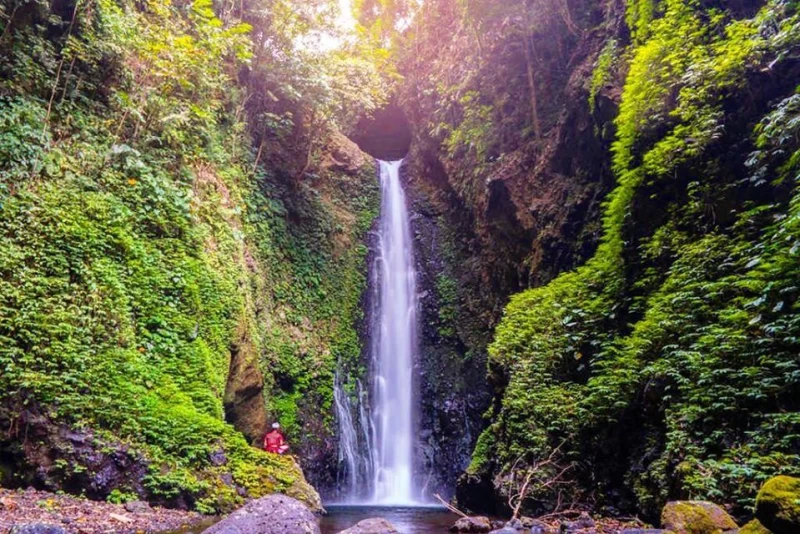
[272,422,280,429]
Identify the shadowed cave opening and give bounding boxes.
[349,105,412,161]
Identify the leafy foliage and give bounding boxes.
[476,0,800,517]
[0,0,381,512]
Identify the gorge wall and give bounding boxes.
[391,0,800,522]
[0,0,381,512]
[392,0,626,505]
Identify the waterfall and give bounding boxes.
[370,159,418,504]
[333,159,419,505]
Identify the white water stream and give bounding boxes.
[333,159,419,505]
[370,159,418,504]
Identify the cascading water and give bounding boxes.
[332,159,420,505]
[370,159,418,505]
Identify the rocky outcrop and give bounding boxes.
[755,476,800,534]
[0,400,152,504]
[202,495,320,534]
[660,501,737,534]
[337,518,399,534]
[224,317,268,445]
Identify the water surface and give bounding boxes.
[320,505,458,534]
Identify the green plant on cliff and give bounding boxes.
[0,0,382,512]
[476,0,800,517]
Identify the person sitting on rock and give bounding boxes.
[263,422,289,454]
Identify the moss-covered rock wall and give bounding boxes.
[0,0,377,512]
[436,0,800,521]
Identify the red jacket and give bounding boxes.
[264,430,286,453]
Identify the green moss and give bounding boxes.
[476,0,800,514]
[0,0,338,513]
[756,476,800,534]
[740,519,772,534]
[661,501,737,534]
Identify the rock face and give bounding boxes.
[410,197,493,499]
[755,475,800,534]
[337,517,399,534]
[223,318,268,444]
[0,400,152,503]
[202,495,320,534]
[450,516,493,533]
[350,105,412,161]
[661,501,738,534]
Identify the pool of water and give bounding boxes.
[319,505,459,533]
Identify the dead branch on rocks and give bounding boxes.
[501,440,578,520]
[434,493,469,518]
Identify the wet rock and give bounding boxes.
[124,500,151,513]
[450,515,493,532]
[202,494,319,534]
[620,530,675,534]
[563,512,596,531]
[755,475,800,534]
[488,529,518,534]
[9,525,68,534]
[337,517,398,533]
[519,517,557,534]
[504,518,525,530]
[661,501,737,534]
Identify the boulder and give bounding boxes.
[337,518,398,534]
[520,517,557,534]
[9,525,68,534]
[202,494,320,534]
[661,501,738,534]
[504,518,524,530]
[488,529,518,534]
[123,500,151,513]
[564,512,596,531]
[755,475,800,534]
[451,516,493,532]
[740,519,771,534]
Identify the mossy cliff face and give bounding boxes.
[453,0,800,520]
[392,0,800,521]
[255,133,378,494]
[394,0,625,506]
[0,0,376,512]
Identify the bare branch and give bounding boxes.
[433,493,468,518]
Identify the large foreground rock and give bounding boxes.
[450,516,493,532]
[202,494,319,534]
[661,501,737,534]
[755,475,800,534]
[337,517,398,533]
